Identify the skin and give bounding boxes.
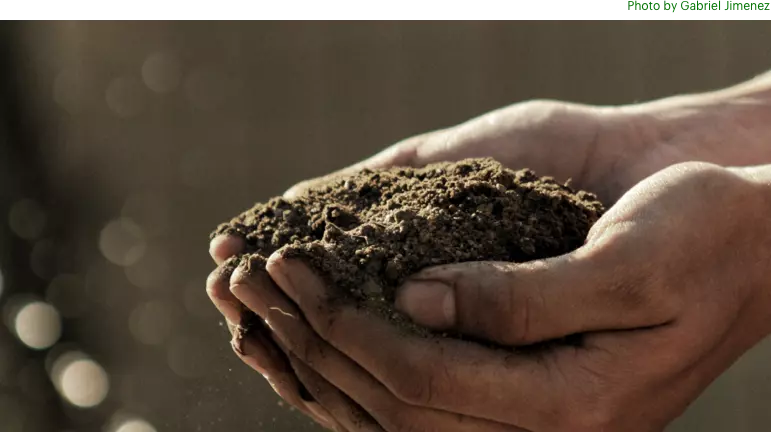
[207,72,771,431]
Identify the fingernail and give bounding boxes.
[209,235,243,264]
[395,280,456,330]
[265,253,295,299]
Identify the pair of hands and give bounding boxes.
[207,97,771,431]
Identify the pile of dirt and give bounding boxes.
[212,158,604,334]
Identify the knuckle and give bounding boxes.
[506,307,533,346]
[390,372,432,406]
[228,267,250,287]
[314,313,338,342]
[388,364,435,406]
[515,99,573,123]
[591,242,680,322]
[277,319,324,367]
[501,277,537,345]
[518,98,560,111]
[308,301,341,341]
[452,263,533,345]
[387,348,450,407]
[294,330,324,368]
[606,271,650,310]
[604,263,679,322]
[671,161,724,179]
[492,269,531,343]
[663,162,738,196]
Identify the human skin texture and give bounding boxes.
[207,71,771,431]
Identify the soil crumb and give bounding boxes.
[212,158,604,331]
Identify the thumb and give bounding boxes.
[394,247,676,346]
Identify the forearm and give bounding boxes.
[644,69,771,108]
[624,70,771,167]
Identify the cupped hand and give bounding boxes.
[284,100,646,205]
[232,162,771,431]
[206,98,634,430]
[206,258,345,430]
[207,92,771,430]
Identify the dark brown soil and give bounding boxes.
[212,158,604,334]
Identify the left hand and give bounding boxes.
[207,247,388,431]
[226,162,771,431]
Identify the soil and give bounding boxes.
[212,158,604,337]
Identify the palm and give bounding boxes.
[287,100,660,205]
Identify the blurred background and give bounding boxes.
[1,21,771,432]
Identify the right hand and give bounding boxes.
[242,161,771,432]
[208,93,768,430]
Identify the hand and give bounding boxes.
[285,100,641,204]
[207,98,633,430]
[208,98,631,430]
[207,86,771,430]
[283,92,771,206]
[205,263,342,430]
[230,162,771,431]
[207,262,380,431]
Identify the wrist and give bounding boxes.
[630,70,771,118]
[613,75,771,169]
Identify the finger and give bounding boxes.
[393,243,679,346]
[260,256,536,431]
[209,234,245,265]
[209,258,283,380]
[283,130,444,198]
[288,354,385,432]
[230,262,524,432]
[206,257,245,326]
[232,318,278,376]
[235,334,337,429]
[307,407,347,432]
[223,260,340,431]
